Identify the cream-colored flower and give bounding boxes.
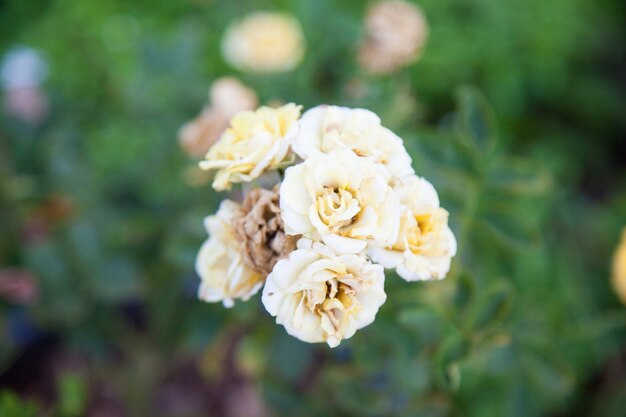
[210,76,259,116]
[196,200,264,307]
[280,148,400,254]
[221,12,305,73]
[368,175,456,281]
[358,0,429,74]
[262,239,386,347]
[178,77,258,157]
[612,228,626,305]
[199,103,301,191]
[292,105,414,179]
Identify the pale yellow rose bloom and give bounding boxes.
[280,148,401,255]
[199,103,301,191]
[368,175,456,281]
[262,239,387,347]
[292,105,415,179]
[221,12,306,73]
[612,228,626,305]
[196,200,264,307]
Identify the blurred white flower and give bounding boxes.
[179,77,258,157]
[368,175,456,281]
[262,239,386,347]
[612,228,626,305]
[292,105,414,179]
[221,12,305,73]
[199,103,301,191]
[1,46,48,90]
[358,0,429,74]
[1,46,49,124]
[280,148,400,254]
[196,200,264,307]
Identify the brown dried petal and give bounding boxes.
[232,187,300,276]
[178,108,229,157]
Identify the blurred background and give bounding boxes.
[1,0,625,416]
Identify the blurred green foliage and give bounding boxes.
[1,0,625,416]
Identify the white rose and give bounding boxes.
[280,148,401,254]
[262,239,387,347]
[291,105,414,179]
[199,103,301,191]
[368,175,456,281]
[196,200,264,307]
[221,12,306,73]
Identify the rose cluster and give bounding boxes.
[195,103,457,347]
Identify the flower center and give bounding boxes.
[303,276,357,330]
[316,186,361,232]
[400,208,449,256]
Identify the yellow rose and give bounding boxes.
[199,103,301,191]
[221,12,305,73]
[196,200,264,307]
[368,175,456,281]
[262,239,387,347]
[280,148,401,254]
[612,228,626,304]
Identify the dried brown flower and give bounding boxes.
[358,0,429,74]
[232,187,299,276]
[178,77,258,157]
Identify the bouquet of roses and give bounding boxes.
[194,103,456,347]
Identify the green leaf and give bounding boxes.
[454,86,498,157]
[57,373,88,417]
[0,391,39,417]
[476,198,542,249]
[470,283,513,332]
[453,272,476,312]
[435,333,470,390]
[487,158,552,197]
[398,308,448,346]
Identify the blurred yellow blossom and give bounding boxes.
[358,0,429,74]
[612,228,626,304]
[178,77,258,157]
[199,103,301,191]
[221,12,306,73]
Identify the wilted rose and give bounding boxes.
[232,186,300,276]
[196,200,264,307]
